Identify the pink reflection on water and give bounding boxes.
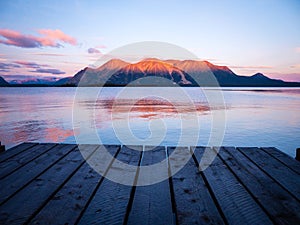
[92,97,211,128]
[0,121,75,147]
[44,127,75,143]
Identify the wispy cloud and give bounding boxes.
[88,47,102,54]
[268,72,300,82]
[1,60,66,75]
[30,68,65,75]
[28,52,67,57]
[0,62,21,69]
[14,61,49,68]
[230,65,272,69]
[0,69,10,72]
[95,45,106,49]
[0,29,77,48]
[290,64,300,69]
[38,29,77,45]
[295,47,300,53]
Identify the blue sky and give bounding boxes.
[0,0,299,81]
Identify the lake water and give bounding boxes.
[0,87,299,157]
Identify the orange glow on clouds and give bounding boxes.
[38,29,77,46]
[0,29,77,48]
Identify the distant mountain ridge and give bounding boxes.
[9,77,60,85]
[1,58,299,87]
[63,59,129,86]
[0,76,9,86]
[106,59,192,86]
[58,58,299,87]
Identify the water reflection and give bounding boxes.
[81,97,211,120]
[9,120,46,143]
[0,87,76,148]
[44,127,75,143]
[0,120,75,146]
[222,88,300,96]
[0,87,299,157]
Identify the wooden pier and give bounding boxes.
[0,143,299,224]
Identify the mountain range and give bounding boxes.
[1,58,299,87]
[0,76,9,86]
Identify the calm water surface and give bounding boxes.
[0,87,299,157]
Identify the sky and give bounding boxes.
[0,0,300,81]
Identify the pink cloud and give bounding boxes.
[295,47,300,53]
[0,29,77,48]
[95,45,106,49]
[38,29,77,45]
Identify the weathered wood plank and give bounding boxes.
[0,145,98,225]
[261,147,300,175]
[28,145,120,225]
[0,144,76,204]
[0,143,57,179]
[127,146,174,225]
[220,147,300,224]
[238,147,300,201]
[78,145,142,225]
[0,143,38,163]
[0,143,299,225]
[170,146,225,225]
[193,147,273,225]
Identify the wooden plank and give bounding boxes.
[193,147,273,225]
[169,146,225,225]
[0,143,57,179]
[0,143,38,163]
[0,145,98,225]
[1,143,298,225]
[0,144,76,204]
[220,147,300,224]
[78,145,142,225]
[238,147,300,201]
[261,147,300,175]
[28,145,120,225]
[127,146,174,225]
